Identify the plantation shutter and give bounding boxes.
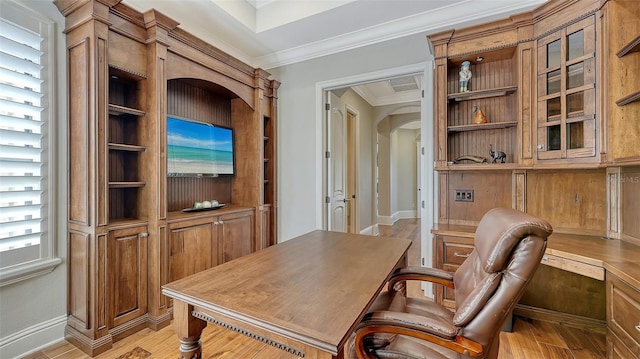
[0,15,45,254]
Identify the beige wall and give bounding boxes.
[377,114,420,224]
[394,128,419,214]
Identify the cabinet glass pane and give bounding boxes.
[567,92,584,116]
[547,97,561,118]
[567,121,584,149]
[548,125,561,151]
[567,30,584,60]
[567,62,584,89]
[547,69,561,94]
[547,39,561,68]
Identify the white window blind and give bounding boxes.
[0,16,44,252]
[0,0,59,285]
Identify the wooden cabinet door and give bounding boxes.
[434,235,474,309]
[536,16,597,162]
[219,210,254,263]
[168,218,218,283]
[107,225,148,327]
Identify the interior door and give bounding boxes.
[327,92,347,232]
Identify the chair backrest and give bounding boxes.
[452,207,552,356]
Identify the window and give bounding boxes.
[0,0,60,286]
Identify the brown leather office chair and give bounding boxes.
[353,207,552,359]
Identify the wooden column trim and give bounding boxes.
[606,166,621,239]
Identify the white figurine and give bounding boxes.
[459,61,472,92]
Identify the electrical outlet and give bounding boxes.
[454,189,474,202]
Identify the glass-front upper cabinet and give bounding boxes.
[536,16,596,161]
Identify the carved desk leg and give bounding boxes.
[173,300,207,359]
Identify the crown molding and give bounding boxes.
[254,0,545,69]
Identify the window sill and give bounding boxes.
[0,257,63,287]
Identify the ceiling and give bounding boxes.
[123,0,547,70]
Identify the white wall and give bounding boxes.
[0,1,68,358]
[269,33,430,240]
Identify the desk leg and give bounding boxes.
[173,300,207,359]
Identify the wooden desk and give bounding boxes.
[162,230,412,359]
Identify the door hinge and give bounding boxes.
[325,103,330,111]
[421,89,424,98]
[422,257,425,266]
[421,147,425,155]
[325,196,330,203]
[422,200,425,209]
[325,151,330,159]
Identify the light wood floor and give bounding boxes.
[24,219,606,359]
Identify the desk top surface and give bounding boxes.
[433,223,640,288]
[162,230,412,354]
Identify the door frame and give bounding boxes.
[316,62,428,231]
[316,61,435,298]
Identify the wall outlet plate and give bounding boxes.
[454,189,474,202]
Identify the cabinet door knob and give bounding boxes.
[636,324,640,332]
[139,232,149,238]
[542,256,549,262]
[453,252,469,258]
[214,221,219,225]
[219,220,224,225]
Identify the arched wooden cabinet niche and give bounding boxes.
[54,0,279,355]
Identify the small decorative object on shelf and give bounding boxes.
[454,155,486,164]
[489,144,506,163]
[472,105,487,124]
[459,61,472,92]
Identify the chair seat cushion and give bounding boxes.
[381,335,463,359]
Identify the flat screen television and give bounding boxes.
[167,116,235,177]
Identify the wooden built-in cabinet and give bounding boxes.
[428,0,640,354]
[55,0,279,355]
[607,272,640,358]
[167,208,254,283]
[433,233,473,309]
[107,225,148,333]
[536,16,597,162]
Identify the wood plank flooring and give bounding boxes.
[23,219,606,359]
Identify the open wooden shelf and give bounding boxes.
[447,121,517,133]
[109,104,146,117]
[109,181,145,188]
[615,91,640,107]
[108,143,146,152]
[436,163,518,171]
[447,86,517,102]
[617,35,640,57]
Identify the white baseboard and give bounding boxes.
[395,210,417,220]
[0,315,66,359]
[378,210,417,225]
[359,224,379,236]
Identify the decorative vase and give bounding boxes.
[473,107,487,124]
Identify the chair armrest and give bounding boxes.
[354,310,483,358]
[388,266,455,292]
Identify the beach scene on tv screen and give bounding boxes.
[167,118,234,175]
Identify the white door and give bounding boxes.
[327,92,347,232]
